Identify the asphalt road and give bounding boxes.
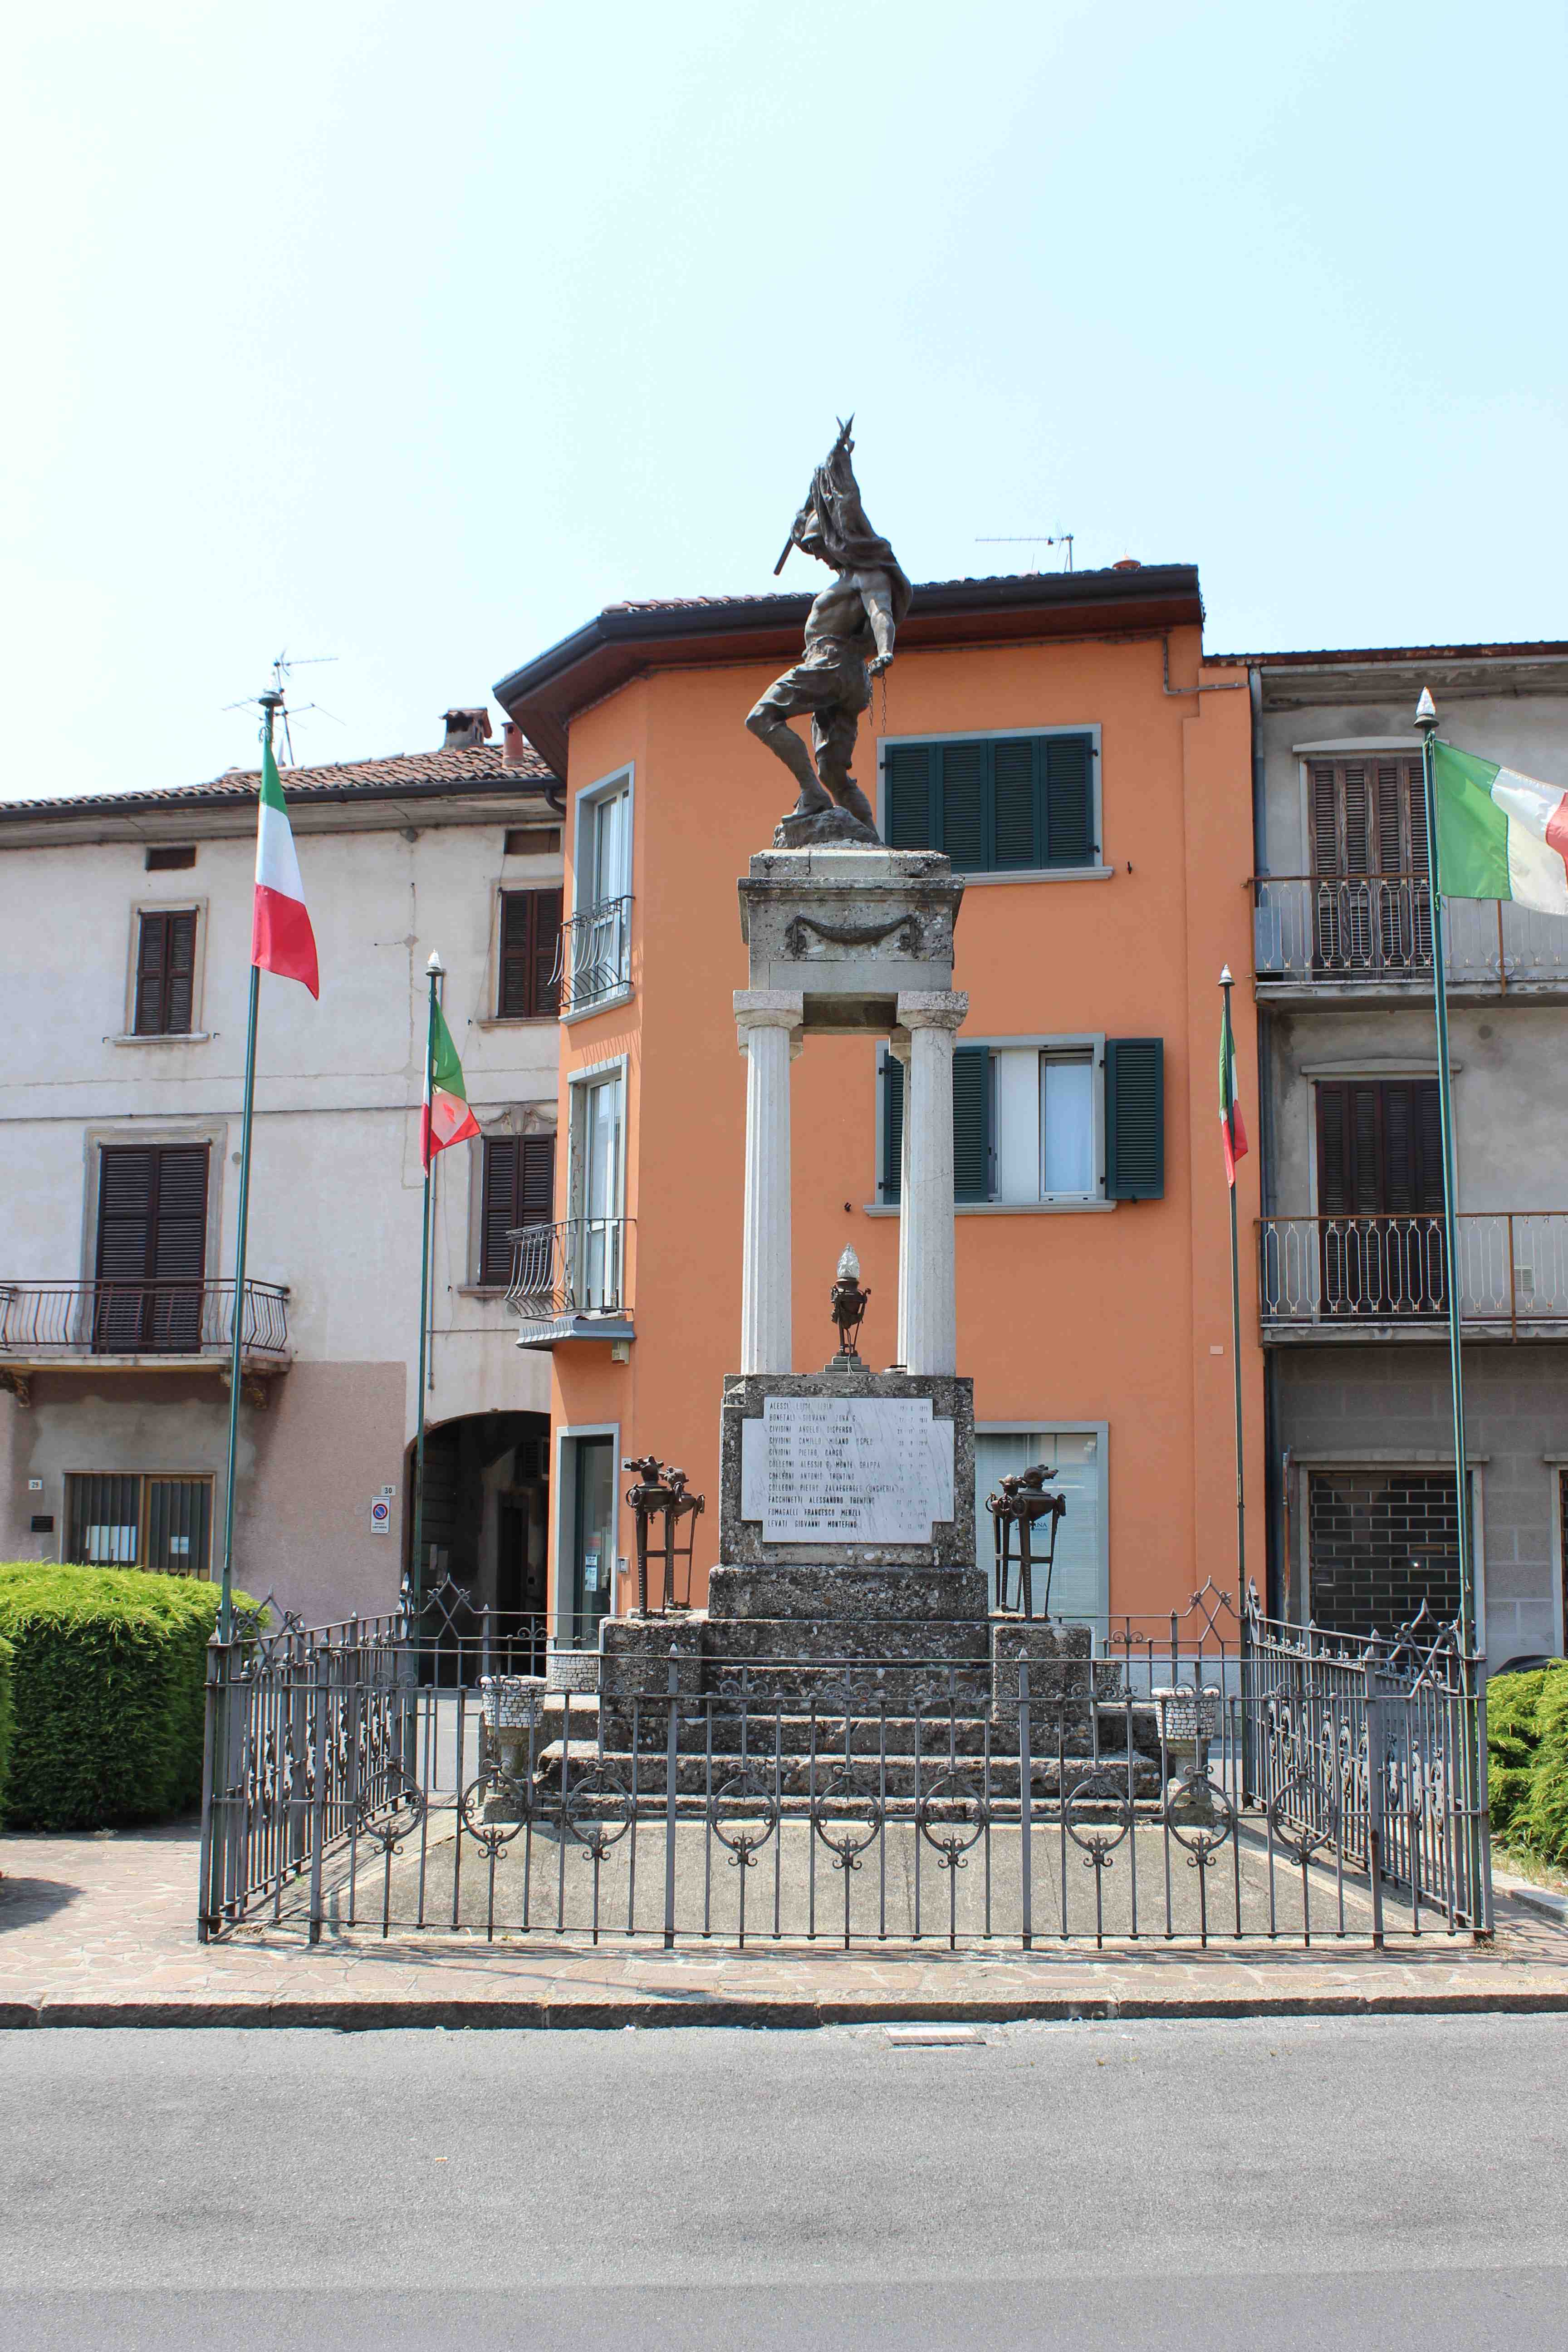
[2,2016,1564,2350]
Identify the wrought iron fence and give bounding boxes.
[551,894,632,1014]
[1253,876,1568,989]
[1259,1212,1568,1336]
[0,1277,290,1359]
[505,1216,631,1325]
[199,1579,1491,1950]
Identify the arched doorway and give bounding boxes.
[405,1410,549,1617]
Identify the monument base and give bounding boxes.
[772,805,882,850]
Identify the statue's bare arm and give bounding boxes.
[859,573,897,674]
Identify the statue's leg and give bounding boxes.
[813,701,879,836]
[746,684,833,815]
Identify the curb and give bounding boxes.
[5,1986,1568,2029]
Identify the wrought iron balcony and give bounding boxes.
[1259,1213,1568,1341]
[1252,876,1568,994]
[0,1278,291,1401]
[550,895,632,1015]
[505,1216,633,1347]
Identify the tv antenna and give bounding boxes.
[976,534,1074,572]
[223,650,342,766]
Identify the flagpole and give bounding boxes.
[217,693,279,1638]
[1416,691,1474,1646]
[1220,966,1246,1611]
[409,952,442,1612]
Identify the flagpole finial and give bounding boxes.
[1219,964,1233,987]
[1416,687,1438,731]
[426,951,445,977]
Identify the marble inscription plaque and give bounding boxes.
[739,1396,955,1544]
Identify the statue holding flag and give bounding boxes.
[747,418,911,847]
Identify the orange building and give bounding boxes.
[494,565,1260,1639]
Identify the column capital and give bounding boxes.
[734,989,805,1035]
[897,989,968,1034]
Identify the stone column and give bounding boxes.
[734,990,804,1375]
[897,990,968,1377]
[889,1037,912,1369]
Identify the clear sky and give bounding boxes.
[4,0,1564,800]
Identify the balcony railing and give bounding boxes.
[1252,876,1568,989]
[551,895,632,1014]
[0,1278,291,1360]
[1259,1214,1568,1338]
[505,1217,632,1328]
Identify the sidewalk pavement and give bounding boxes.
[1,1822,1565,2029]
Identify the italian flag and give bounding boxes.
[1219,984,1248,1187]
[1434,740,1568,917]
[421,999,480,1169]
[252,735,319,996]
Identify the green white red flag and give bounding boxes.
[1219,986,1247,1187]
[1433,740,1568,917]
[251,734,319,997]
[421,999,480,1169]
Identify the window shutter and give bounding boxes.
[952,1044,990,1203]
[152,1146,208,1283]
[992,740,1035,869]
[1310,764,1339,878]
[1342,763,1372,876]
[165,912,196,1033]
[1043,735,1093,866]
[480,1137,519,1285]
[885,745,932,849]
[134,916,167,1035]
[534,889,562,1014]
[97,1148,157,1281]
[1104,1039,1164,1200]
[499,893,533,1017]
[1316,1086,1350,1215]
[880,1051,904,1203]
[520,1134,555,1224]
[939,743,986,869]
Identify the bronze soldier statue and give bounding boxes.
[747,419,911,846]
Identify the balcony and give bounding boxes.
[505,1217,633,1348]
[552,895,633,1017]
[1252,877,1568,1000]
[0,1278,292,1403]
[1259,1214,1568,1342]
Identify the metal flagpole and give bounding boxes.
[218,690,281,1639]
[1415,691,1474,1643]
[409,952,442,1610]
[1220,966,1246,1610]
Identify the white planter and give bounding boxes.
[479,1674,547,1730]
[1152,1686,1221,1744]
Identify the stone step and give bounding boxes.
[526,1743,1163,1803]
[706,1565,990,1623]
[703,1617,992,1666]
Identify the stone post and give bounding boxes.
[889,1036,912,1369]
[734,989,804,1376]
[897,990,968,1377]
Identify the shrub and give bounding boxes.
[1485,1667,1553,1844]
[0,1564,261,1833]
[1520,1669,1568,1871]
[0,1630,14,1828]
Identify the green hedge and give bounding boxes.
[0,1629,14,1827]
[1487,1662,1568,1872]
[0,1564,261,1833]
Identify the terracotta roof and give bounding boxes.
[1207,639,1568,668]
[498,566,1205,773]
[0,737,559,824]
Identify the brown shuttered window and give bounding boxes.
[498,890,562,1018]
[93,1143,209,1349]
[479,1133,555,1284]
[133,911,197,1035]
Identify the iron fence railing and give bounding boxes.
[199,1578,1491,1950]
[504,1216,631,1325]
[0,1277,291,1359]
[1252,876,1568,989]
[1259,1212,1568,1336]
[551,894,632,1014]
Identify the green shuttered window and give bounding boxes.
[880,1047,991,1205]
[1104,1039,1164,1200]
[884,733,1095,872]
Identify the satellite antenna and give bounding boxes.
[223,650,342,765]
[976,534,1074,572]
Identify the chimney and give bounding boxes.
[502,720,530,768]
[1112,556,1142,572]
[441,706,493,750]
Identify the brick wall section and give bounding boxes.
[1274,1342,1568,1660]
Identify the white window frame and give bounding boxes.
[975,1419,1110,1630]
[117,897,211,1045]
[572,764,634,915]
[867,1033,1114,1217]
[874,723,1109,884]
[565,1053,628,1226]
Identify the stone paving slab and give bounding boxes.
[2,1822,1565,2029]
